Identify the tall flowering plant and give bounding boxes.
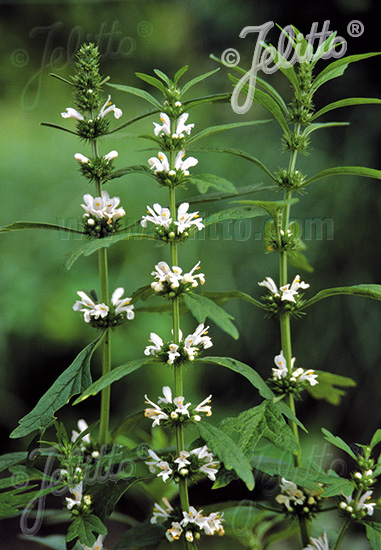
[0,30,381,550]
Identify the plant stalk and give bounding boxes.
[333,519,350,550]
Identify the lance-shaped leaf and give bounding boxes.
[10,335,104,439]
[321,428,357,460]
[312,52,381,92]
[301,166,381,188]
[110,164,155,180]
[306,371,356,405]
[64,232,154,270]
[66,514,107,547]
[0,221,83,235]
[203,204,267,226]
[181,183,270,206]
[187,118,270,144]
[312,97,381,120]
[190,145,275,180]
[115,521,166,549]
[288,250,314,273]
[302,284,381,309]
[187,173,237,194]
[197,420,254,490]
[181,92,231,110]
[235,198,299,221]
[135,72,167,93]
[107,83,162,108]
[261,42,300,91]
[202,290,266,310]
[73,358,157,404]
[370,429,381,450]
[183,293,239,339]
[174,64,189,85]
[40,122,77,135]
[301,121,349,136]
[180,67,220,95]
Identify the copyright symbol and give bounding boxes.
[11,49,30,67]
[221,48,240,67]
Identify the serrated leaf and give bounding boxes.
[10,335,103,439]
[66,514,107,546]
[107,83,162,108]
[0,452,28,473]
[115,521,165,549]
[321,428,357,460]
[180,68,220,95]
[312,97,381,120]
[190,145,275,180]
[302,284,381,309]
[183,293,239,339]
[202,290,266,310]
[188,119,270,144]
[312,52,381,91]
[73,358,156,404]
[0,221,83,234]
[302,166,381,188]
[89,477,143,522]
[199,356,273,399]
[251,456,324,492]
[187,173,237,194]
[197,421,254,490]
[64,232,154,270]
[204,204,267,226]
[366,522,381,550]
[306,371,356,405]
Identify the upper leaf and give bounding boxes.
[306,370,356,405]
[321,428,357,460]
[107,83,162,108]
[312,52,381,92]
[302,284,381,309]
[184,293,239,339]
[0,221,83,235]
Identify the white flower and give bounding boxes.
[144,395,169,427]
[151,261,182,290]
[184,323,213,360]
[73,291,109,323]
[61,107,84,121]
[303,532,329,550]
[71,419,90,446]
[165,522,183,541]
[190,445,219,481]
[148,151,170,173]
[258,276,279,295]
[194,394,212,417]
[174,150,198,175]
[200,511,224,535]
[175,113,194,136]
[181,261,205,287]
[275,478,305,511]
[82,534,105,550]
[173,396,191,416]
[153,112,171,136]
[81,191,125,224]
[145,449,173,482]
[167,343,180,364]
[144,333,164,356]
[280,275,310,303]
[111,287,134,320]
[174,451,191,470]
[103,149,118,162]
[98,95,122,119]
[153,112,194,138]
[151,498,174,524]
[141,203,172,228]
[157,386,173,405]
[272,350,290,379]
[74,153,89,164]
[341,490,375,516]
[198,460,219,481]
[65,482,83,510]
[175,202,204,233]
[295,368,318,386]
[181,506,205,529]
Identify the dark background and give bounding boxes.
[0,0,380,548]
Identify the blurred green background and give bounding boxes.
[0,0,380,548]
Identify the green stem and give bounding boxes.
[333,519,350,550]
[92,140,111,446]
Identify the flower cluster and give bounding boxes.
[73,287,134,328]
[80,190,126,237]
[148,150,198,187]
[153,111,194,148]
[141,202,204,242]
[144,323,212,364]
[269,350,318,396]
[151,499,224,543]
[258,275,309,317]
[302,532,330,550]
[65,480,92,512]
[146,444,219,483]
[275,478,323,518]
[339,490,376,520]
[74,149,118,184]
[144,386,212,427]
[150,260,205,298]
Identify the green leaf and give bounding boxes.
[10,335,103,439]
[287,250,314,273]
[0,452,28,473]
[197,421,254,490]
[131,284,154,303]
[302,284,381,309]
[18,534,71,550]
[190,145,275,180]
[302,165,381,188]
[251,456,325,492]
[64,232,154,270]
[40,122,77,135]
[366,522,381,550]
[220,401,299,457]
[0,221,83,234]
[174,65,189,85]
[199,356,274,399]
[181,68,220,96]
[187,173,237,194]
[202,290,266,310]
[108,107,159,134]
[135,72,166,93]
[370,429,381,450]
[312,52,381,92]
[321,428,357,460]
[115,521,165,549]
[261,42,300,90]
[182,183,270,205]
[89,477,143,522]
[306,371,356,405]
[181,92,231,110]
[110,411,145,443]
[188,118,270,144]
[153,68,172,86]
[107,83,162,108]
[312,97,381,120]
[183,293,239,339]
[229,74,290,133]
[236,198,299,220]
[110,164,155,180]
[66,514,107,547]
[73,358,156,404]
[204,204,267,226]
[302,122,349,136]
